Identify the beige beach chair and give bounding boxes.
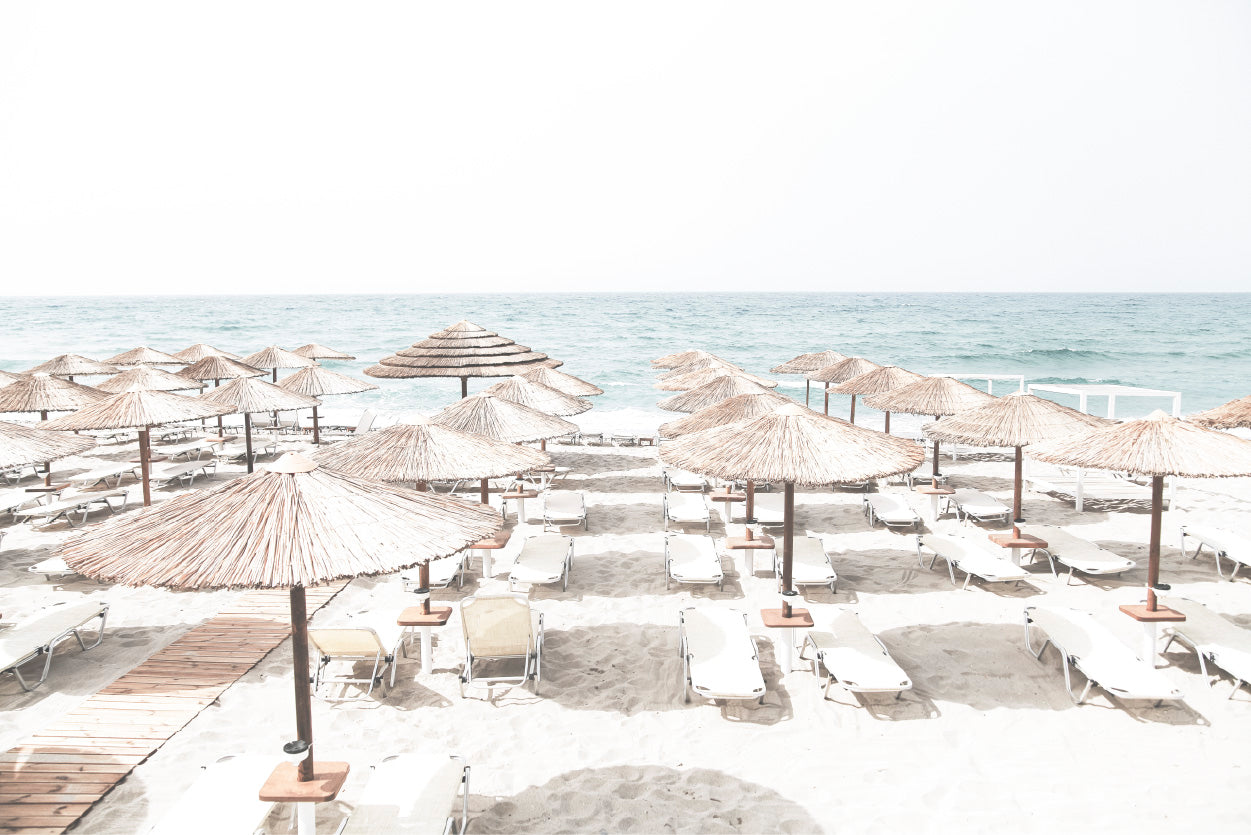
[662,491,710,533]
[777,536,838,593]
[308,626,404,697]
[541,490,587,531]
[678,607,766,704]
[336,754,470,835]
[1019,524,1136,584]
[508,534,574,592]
[944,489,1011,524]
[863,493,921,529]
[1179,523,1251,581]
[665,534,725,590]
[800,610,912,700]
[1160,597,1251,698]
[459,594,543,697]
[1024,606,1183,706]
[1,600,109,691]
[148,754,280,835]
[916,533,1028,590]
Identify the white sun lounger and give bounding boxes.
[1024,606,1183,705]
[148,460,215,489]
[0,486,47,518]
[776,536,838,592]
[1160,597,1251,698]
[662,491,710,533]
[508,534,574,592]
[1179,524,1251,581]
[944,489,1011,524]
[69,462,137,489]
[541,490,587,531]
[1019,524,1136,584]
[14,488,131,528]
[308,626,404,697]
[665,534,725,590]
[664,468,706,492]
[157,437,223,461]
[744,493,786,525]
[679,607,766,704]
[401,552,467,591]
[1,601,109,691]
[336,754,470,835]
[149,754,280,835]
[319,409,377,444]
[460,594,543,696]
[800,611,912,700]
[917,533,1028,590]
[27,556,81,581]
[863,493,921,529]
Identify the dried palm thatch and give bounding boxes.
[519,365,603,397]
[277,366,378,398]
[863,375,996,417]
[173,343,241,363]
[97,365,205,394]
[240,346,316,376]
[924,392,1109,448]
[656,366,778,392]
[657,356,745,380]
[651,349,725,369]
[24,354,118,378]
[770,350,847,374]
[104,346,188,366]
[806,357,882,385]
[367,321,561,391]
[657,375,778,413]
[832,365,923,396]
[1189,395,1251,430]
[0,369,26,388]
[293,343,356,360]
[433,393,577,443]
[199,377,320,415]
[179,355,266,382]
[0,374,107,417]
[481,376,593,416]
[45,389,234,431]
[313,415,549,483]
[658,391,791,438]
[0,420,96,470]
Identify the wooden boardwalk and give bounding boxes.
[0,584,345,834]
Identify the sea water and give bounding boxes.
[1,293,1247,435]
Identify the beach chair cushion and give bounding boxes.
[680,607,766,702]
[339,754,469,835]
[864,493,920,528]
[807,611,911,694]
[785,536,837,589]
[509,534,573,590]
[665,534,724,587]
[664,492,709,529]
[542,490,587,528]
[308,626,402,696]
[149,754,280,835]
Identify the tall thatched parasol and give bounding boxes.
[240,346,316,384]
[104,346,188,367]
[58,452,500,794]
[97,365,206,394]
[656,366,778,393]
[24,354,118,382]
[771,350,847,407]
[277,366,378,444]
[1188,395,1251,430]
[657,375,779,413]
[519,365,603,397]
[656,355,747,381]
[366,320,561,398]
[173,343,241,363]
[1029,411,1251,611]
[293,343,356,361]
[925,392,1109,532]
[200,378,319,474]
[806,357,882,418]
[651,349,726,370]
[44,390,233,506]
[661,404,924,612]
[864,376,997,478]
[831,365,924,433]
[433,393,577,445]
[0,420,96,485]
[180,356,266,436]
[482,376,593,417]
[0,373,107,421]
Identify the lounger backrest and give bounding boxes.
[308,628,386,658]
[149,755,280,835]
[667,492,706,518]
[1162,598,1251,654]
[792,536,827,566]
[355,409,377,434]
[919,534,974,562]
[667,534,715,566]
[344,754,465,834]
[461,594,534,657]
[545,491,584,515]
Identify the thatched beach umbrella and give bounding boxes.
[433,393,577,444]
[807,357,882,418]
[657,375,779,413]
[58,452,500,797]
[1189,395,1251,430]
[24,354,118,381]
[656,355,747,381]
[771,350,847,407]
[1029,412,1251,611]
[0,420,96,485]
[277,366,378,445]
[44,390,233,506]
[656,366,777,392]
[173,343,241,363]
[925,392,1108,532]
[180,356,266,436]
[240,346,316,384]
[482,376,593,417]
[0,373,107,421]
[864,376,996,479]
[651,349,726,370]
[661,404,924,612]
[104,346,188,367]
[367,320,560,398]
[293,343,356,361]
[831,365,924,433]
[520,365,603,397]
[97,365,206,394]
[200,378,319,474]
[659,391,792,438]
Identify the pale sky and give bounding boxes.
[1,1,1249,295]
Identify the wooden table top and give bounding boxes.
[989,532,1047,550]
[502,489,538,500]
[725,535,775,550]
[1118,604,1186,623]
[258,761,350,803]
[760,607,815,629]
[471,528,513,550]
[708,489,746,502]
[915,485,955,496]
[397,605,454,627]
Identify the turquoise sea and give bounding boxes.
[1,293,1247,432]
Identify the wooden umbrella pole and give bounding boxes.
[932,416,941,478]
[461,377,468,399]
[540,439,546,452]
[271,368,279,422]
[745,479,755,522]
[884,411,891,435]
[823,384,830,416]
[288,586,315,781]
[40,410,48,422]
[312,405,321,446]
[1147,475,1164,611]
[849,395,856,424]
[480,477,490,509]
[139,427,152,507]
[215,379,224,436]
[418,563,432,615]
[1012,446,1024,534]
[804,379,810,407]
[781,483,795,615]
[244,413,255,474]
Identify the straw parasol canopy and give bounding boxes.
[200,377,320,473]
[656,355,746,380]
[661,403,924,609]
[658,391,791,438]
[97,365,206,394]
[24,354,118,380]
[1029,411,1251,611]
[104,346,188,366]
[366,320,561,397]
[832,365,924,432]
[656,366,778,392]
[173,343,241,363]
[925,392,1110,530]
[481,376,593,417]
[0,373,107,421]
[1188,395,1251,430]
[44,390,233,506]
[240,346,316,383]
[519,365,603,397]
[58,451,500,783]
[864,376,997,479]
[771,350,847,407]
[277,366,379,444]
[293,343,356,361]
[806,357,882,418]
[657,375,779,413]
[180,355,266,383]
[433,393,577,444]
[651,349,726,370]
[0,420,96,479]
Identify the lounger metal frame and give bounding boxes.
[799,630,910,701]
[942,491,1011,525]
[1180,525,1248,581]
[862,494,920,530]
[309,628,398,697]
[459,600,544,697]
[3,604,109,691]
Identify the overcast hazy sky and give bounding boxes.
[1,2,1248,296]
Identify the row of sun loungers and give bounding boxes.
[1,601,109,691]
[13,487,132,527]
